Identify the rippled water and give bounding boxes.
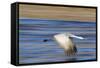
[19,18,96,64]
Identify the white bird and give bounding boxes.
[53,33,84,56]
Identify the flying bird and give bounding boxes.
[53,33,84,56]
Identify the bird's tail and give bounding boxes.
[64,46,77,56]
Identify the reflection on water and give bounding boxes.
[19,18,96,64]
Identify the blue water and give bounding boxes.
[19,18,96,64]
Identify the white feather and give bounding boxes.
[70,34,84,39]
[53,32,84,56]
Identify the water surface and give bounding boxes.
[19,18,96,64]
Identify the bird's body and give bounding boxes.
[54,33,83,56]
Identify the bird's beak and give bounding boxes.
[70,34,84,39]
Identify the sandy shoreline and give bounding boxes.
[19,4,96,22]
